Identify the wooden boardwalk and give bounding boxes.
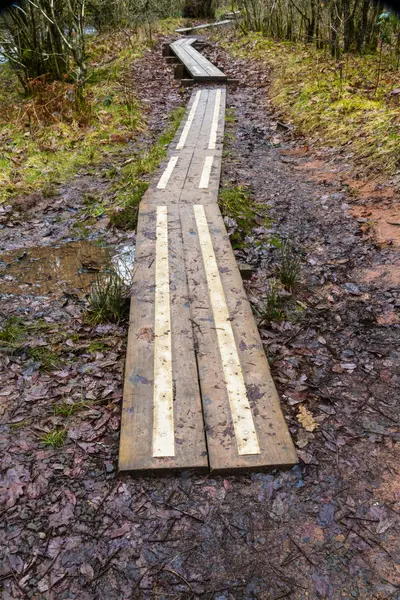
[119,83,296,473]
[170,38,227,82]
[175,19,234,35]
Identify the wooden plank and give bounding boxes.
[175,19,234,34]
[180,203,297,472]
[119,203,208,472]
[170,38,227,82]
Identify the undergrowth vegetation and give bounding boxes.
[86,268,130,324]
[109,105,185,229]
[219,184,270,247]
[215,30,400,176]
[0,20,181,204]
[0,317,65,371]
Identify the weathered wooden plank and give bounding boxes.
[119,203,209,472]
[170,38,227,82]
[175,19,234,34]
[180,203,297,472]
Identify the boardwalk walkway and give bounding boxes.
[119,45,296,473]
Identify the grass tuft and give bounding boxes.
[0,316,26,344]
[279,241,301,291]
[54,400,86,417]
[87,268,130,324]
[253,279,287,324]
[28,347,59,371]
[41,428,67,448]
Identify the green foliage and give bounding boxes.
[28,347,60,371]
[41,428,67,448]
[218,32,400,176]
[218,185,270,247]
[87,268,130,324]
[253,279,287,324]
[109,181,149,230]
[54,400,86,417]
[110,106,185,229]
[0,33,145,203]
[0,317,26,344]
[88,340,109,353]
[279,241,301,291]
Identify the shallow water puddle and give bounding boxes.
[0,240,134,295]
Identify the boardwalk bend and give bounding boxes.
[118,38,297,473]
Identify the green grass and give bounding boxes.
[54,400,86,417]
[41,428,67,448]
[0,316,26,344]
[109,106,186,230]
[0,19,183,204]
[253,279,287,324]
[28,346,60,371]
[218,185,270,247]
[278,241,301,291]
[214,30,400,176]
[88,340,109,353]
[86,268,130,324]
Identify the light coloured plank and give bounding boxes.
[180,203,297,472]
[153,206,174,457]
[176,89,202,150]
[175,20,234,34]
[193,204,260,456]
[119,204,209,472]
[170,38,227,82]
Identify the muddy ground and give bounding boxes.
[0,35,399,600]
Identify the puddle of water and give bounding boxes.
[0,239,135,296]
[0,241,111,295]
[112,245,135,286]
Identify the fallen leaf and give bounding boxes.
[297,405,319,432]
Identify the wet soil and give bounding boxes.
[0,36,399,600]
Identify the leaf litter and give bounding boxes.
[0,33,399,600]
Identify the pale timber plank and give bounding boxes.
[180,203,297,472]
[170,38,227,82]
[119,203,208,472]
[175,20,234,34]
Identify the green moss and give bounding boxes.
[215,30,400,176]
[218,185,270,247]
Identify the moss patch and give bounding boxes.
[218,184,270,247]
[215,31,400,176]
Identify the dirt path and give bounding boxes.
[0,37,399,599]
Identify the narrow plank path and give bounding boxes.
[175,19,234,35]
[119,52,296,473]
[170,38,227,82]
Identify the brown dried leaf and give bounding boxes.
[297,405,319,432]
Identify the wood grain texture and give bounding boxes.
[119,82,296,473]
[170,38,227,82]
[180,203,297,472]
[119,204,208,472]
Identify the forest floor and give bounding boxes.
[0,27,399,600]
